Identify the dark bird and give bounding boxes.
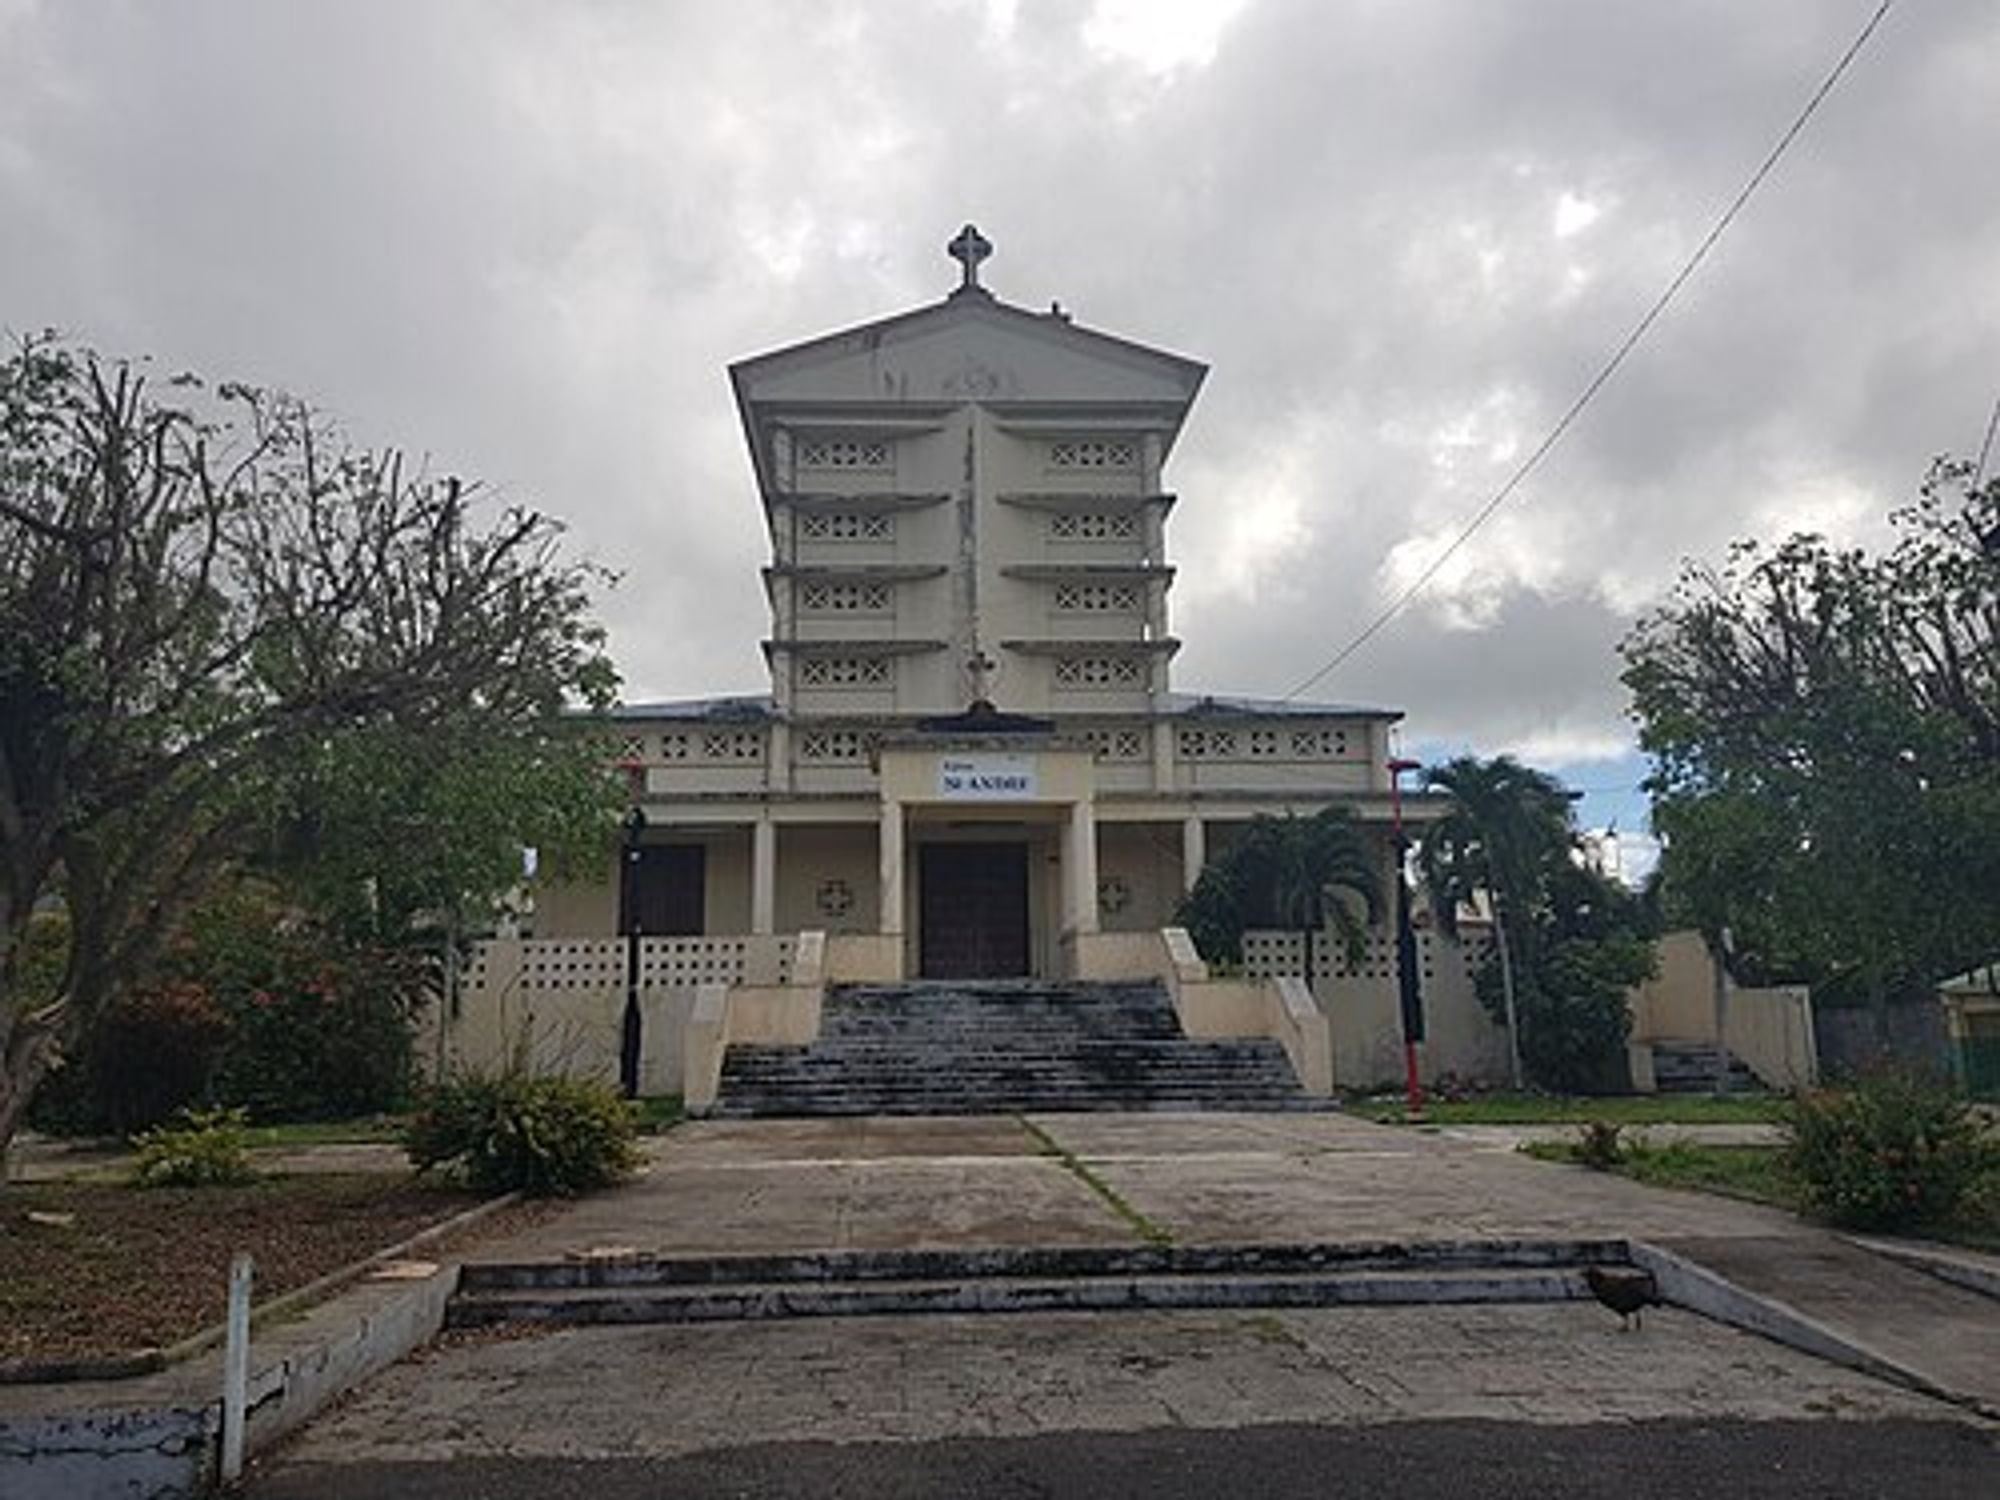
[1583,1266,1661,1330]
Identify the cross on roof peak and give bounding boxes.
[947,223,993,298]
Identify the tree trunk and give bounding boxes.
[1491,897,1525,1091]
[0,1025,59,1158]
[1710,940,1732,1095]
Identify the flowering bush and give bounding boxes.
[49,980,232,1135]
[1783,1072,1997,1230]
[212,946,420,1121]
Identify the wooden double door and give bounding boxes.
[919,842,1030,979]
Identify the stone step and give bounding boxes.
[707,1095,1326,1118]
[449,1267,1592,1328]
[459,1239,1629,1292]
[715,978,1315,1117]
[448,1240,1632,1329]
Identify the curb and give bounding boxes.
[0,1190,520,1387]
[1842,1235,2000,1302]
[1630,1240,1999,1422]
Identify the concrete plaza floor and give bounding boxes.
[249,1109,1999,1489]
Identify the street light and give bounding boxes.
[1388,757,1425,1121]
[618,804,646,1099]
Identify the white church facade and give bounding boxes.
[453,229,1515,1100]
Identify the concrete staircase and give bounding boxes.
[1649,1040,1762,1094]
[712,979,1318,1117]
[447,1240,1628,1330]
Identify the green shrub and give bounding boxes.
[404,1074,640,1196]
[1783,1072,1998,1230]
[131,1106,257,1188]
[1574,1119,1626,1170]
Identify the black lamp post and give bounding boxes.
[618,805,646,1099]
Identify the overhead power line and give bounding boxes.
[1284,0,1898,702]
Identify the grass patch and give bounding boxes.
[1523,1138,1801,1210]
[1016,1116,1173,1248]
[632,1095,685,1135]
[1523,1136,2000,1252]
[240,1115,409,1150]
[1354,1092,1786,1127]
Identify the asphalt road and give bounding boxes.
[250,1418,1998,1499]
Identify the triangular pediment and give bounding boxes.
[731,294,1206,414]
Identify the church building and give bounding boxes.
[538,226,1410,977]
[459,228,1515,1103]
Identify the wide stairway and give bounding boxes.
[713,980,1320,1117]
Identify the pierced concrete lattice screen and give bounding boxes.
[1242,928,1486,985]
[518,940,627,991]
[1053,655,1144,689]
[700,730,765,763]
[1083,727,1148,760]
[621,731,764,765]
[636,936,793,988]
[1176,727,1238,759]
[798,729,877,761]
[800,512,894,542]
[1048,438,1136,470]
[798,656,894,688]
[467,936,797,1001]
[799,580,892,613]
[1054,582,1140,613]
[1177,726,1355,762]
[1049,511,1139,542]
[1289,727,1352,758]
[797,437,891,470]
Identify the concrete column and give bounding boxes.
[1181,815,1206,893]
[878,799,905,937]
[1067,800,1100,936]
[751,816,777,935]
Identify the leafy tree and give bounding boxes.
[1418,755,1576,1088]
[1622,459,2000,1045]
[1177,807,1382,985]
[1419,756,1655,1091]
[0,337,618,1147]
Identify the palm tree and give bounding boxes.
[1178,807,1382,989]
[1418,755,1577,1089]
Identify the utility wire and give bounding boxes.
[1284,0,1898,702]
[1973,393,2000,488]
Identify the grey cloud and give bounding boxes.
[4,0,1995,764]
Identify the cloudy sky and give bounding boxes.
[5,1,1996,853]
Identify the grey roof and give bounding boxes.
[611,690,1397,723]
[1163,692,1400,720]
[616,694,775,722]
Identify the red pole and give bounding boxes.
[1389,758,1425,1120]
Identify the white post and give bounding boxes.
[751,816,777,936]
[220,1252,253,1485]
[878,799,905,938]
[1067,800,1100,937]
[1181,815,1206,893]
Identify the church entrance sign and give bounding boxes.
[937,754,1037,801]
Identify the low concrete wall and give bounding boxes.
[1159,929,1334,1098]
[684,934,830,1113]
[1062,930,1170,982]
[0,1262,460,1499]
[1630,931,1819,1089]
[826,932,902,984]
